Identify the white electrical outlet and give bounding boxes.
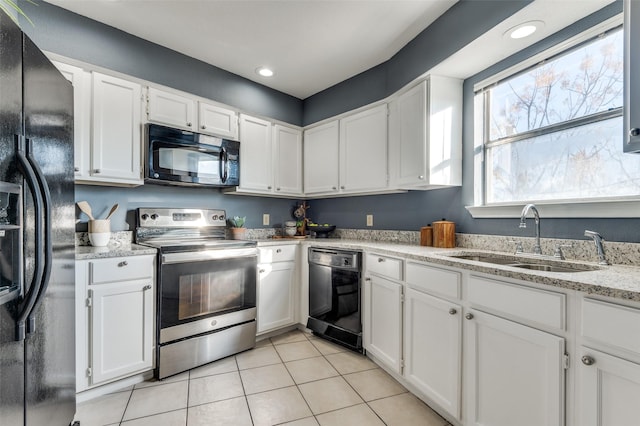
[263,214,270,225]
[366,214,373,227]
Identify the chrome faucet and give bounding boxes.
[519,204,542,255]
[584,230,609,265]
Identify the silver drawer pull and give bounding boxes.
[465,313,474,320]
[276,249,282,253]
[449,308,457,315]
[143,285,151,291]
[93,169,101,174]
[377,258,385,263]
[581,355,595,366]
[259,269,266,273]
[118,261,128,267]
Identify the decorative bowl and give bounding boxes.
[307,224,336,238]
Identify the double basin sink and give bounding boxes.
[447,253,601,273]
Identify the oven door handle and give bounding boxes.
[162,248,257,264]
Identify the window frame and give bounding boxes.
[466,14,640,218]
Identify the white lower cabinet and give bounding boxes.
[464,309,566,426]
[76,255,155,392]
[89,279,154,384]
[404,288,462,420]
[257,245,297,334]
[364,274,403,374]
[578,347,640,426]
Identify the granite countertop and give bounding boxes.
[286,239,640,302]
[75,243,157,260]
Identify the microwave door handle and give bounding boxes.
[14,135,44,341]
[24,138,53,336]
[220,147,229,183]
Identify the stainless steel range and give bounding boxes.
[135,208,257,379]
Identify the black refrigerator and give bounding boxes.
[0,11,76,426]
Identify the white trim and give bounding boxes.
[466,199,640,219]
[473,14,623,93]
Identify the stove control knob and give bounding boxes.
[212,214,218,220]
[141,214,149,220]
[150,214,158,220]
[219,214,225,221]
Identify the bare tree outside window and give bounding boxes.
[483,28,640,204]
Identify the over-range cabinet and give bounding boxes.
[0,11,76,426]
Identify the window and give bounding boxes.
[474,22,640,209]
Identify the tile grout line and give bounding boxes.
[117,387,134,425]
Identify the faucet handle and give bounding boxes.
[553,243,573,260]
[508,239,524,254]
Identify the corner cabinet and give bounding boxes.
[624,0,640,152]
[229,114,303,198]
[388,76,462,189]
[304,104,390,197]
[76,255,155,392]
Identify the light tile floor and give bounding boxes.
[75,330,452,426]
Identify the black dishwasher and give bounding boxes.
[307,247,363,352]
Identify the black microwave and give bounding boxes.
[145,124,240,187]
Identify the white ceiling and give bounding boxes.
[45,0,616,100]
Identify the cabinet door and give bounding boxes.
[624,0,640,152]
[465,310,565,426]
[89,280,153,384]
[257,261,296,333]
[404,288,461,420]
[366,275,403,374]
[303,120,340,194]
[199,102,238,139]
[389,82,427,187]
[273,124,302,196]
[91,72,142,183]
[339,104,388,192]
[578,347,640,426]
[52,61,91,180]
[147,87,196,130]
[239,114,272,192]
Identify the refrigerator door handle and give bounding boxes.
[14,135,45,341]
[25,137,53,335]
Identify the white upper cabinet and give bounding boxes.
[304,104,389,197]
[91,72,143,184]
[51,61,91,180]
[303,120,340,195]
[389,76,462,189]
[146,87,196,131]
[272,124,303,195]
[339,104,388,192]
[238,114,273,192]
[199,101,238,139]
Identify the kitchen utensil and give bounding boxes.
[105,203,119,220]
[420,225,433,246]
[77,201,94,220]
[433,219,455,248]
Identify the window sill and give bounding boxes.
[465,198,640,219]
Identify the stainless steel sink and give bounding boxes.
[448,253,599,273]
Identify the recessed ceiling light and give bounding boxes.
[505,20,545,40]
[256,67,274,77]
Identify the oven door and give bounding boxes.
[158,248,257,344]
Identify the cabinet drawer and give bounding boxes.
[89,255,155,284]
[406,262,460,299]
[582,298,640,356]
[259,245,297,263]
[366,253,403,280]
[467,275,566,331]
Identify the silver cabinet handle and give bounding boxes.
[187,122,192,127]
[118,261,128,267]
[74,166,80,172]
[143,284,151,290]
[267,186,272,190]
[202,125,206,129]
[449,308,457,315]
[418,175,424,179]
[377,258,385,262]
[341,186,345,190]
[332,186,337,190]
[259,269,266,273]
[465,313,474,320]
[629,128,640,137]
[581,355,595,366]
[93,169,101,174]
[365,277,371,281]
[276,249,282,253]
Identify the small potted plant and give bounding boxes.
[228,216,246,240]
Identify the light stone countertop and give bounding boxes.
[75,243,157,260]
[259,238,640,302]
